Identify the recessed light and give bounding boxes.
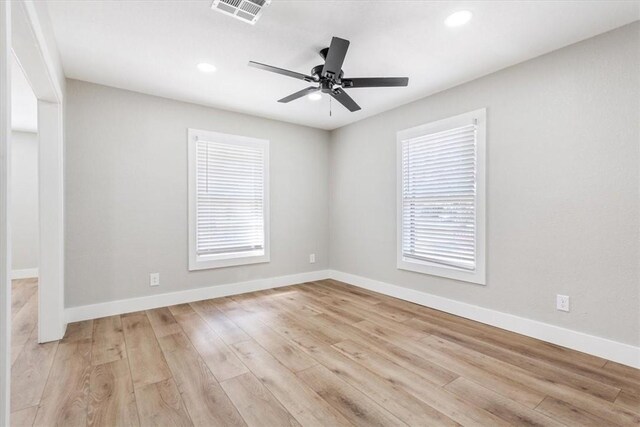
[308,93,322,101]
[445,10,472,27]
[197,62,217,73]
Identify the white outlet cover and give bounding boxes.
[556,294,570,312]
[150,273,160,287]
[309,254,316,263]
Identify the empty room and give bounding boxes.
[1,1,639,426]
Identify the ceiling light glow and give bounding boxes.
[308,93,322,101]
[445,10,472,27]
[197,62,217,73]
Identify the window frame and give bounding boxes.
[396,108,486,285]
[188,128,270,271]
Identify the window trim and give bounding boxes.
[188,128,270,271]
[396,108,486,285]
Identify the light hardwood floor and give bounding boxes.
[10,278,640,426]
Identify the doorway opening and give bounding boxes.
[1,2,67,422]
[9,55,44,419]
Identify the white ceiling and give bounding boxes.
[11,56,37,133]
[46,1,639,130]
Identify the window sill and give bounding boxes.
[189,251,270,271]
[397,257,485,285]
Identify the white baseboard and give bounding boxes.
[11,268,38,279]
[64,267,640,368]
[65,270,331,323]
[328,270,640,369]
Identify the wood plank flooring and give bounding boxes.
[10,278,640,426]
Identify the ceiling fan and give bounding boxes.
[248,36,409,112]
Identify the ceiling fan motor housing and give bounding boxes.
[320,80,334,93]
[311,62,344,89]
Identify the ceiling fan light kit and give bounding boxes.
[248,36,409,113]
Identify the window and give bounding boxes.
[397,109,486,284]
[188,129,269,270]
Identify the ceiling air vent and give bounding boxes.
[211,0,272,25]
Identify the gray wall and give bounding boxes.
[65,24,639,346]
[65,80,330,307]
[11,131,38,271]
[329,23,640,346]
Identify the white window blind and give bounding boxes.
[189,129,269,270]
[196,139,265,256]
[397,109,486,284]
[401,124,477,270]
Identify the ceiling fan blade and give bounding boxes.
[278,86,320,103]
[321,37,350,79]
[330,88,361,112]
[342,77,409,88]
[248,61,315,82]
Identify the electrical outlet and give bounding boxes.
[309,253,316,264]
[150,273,160,287]
[556,294,570,312]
